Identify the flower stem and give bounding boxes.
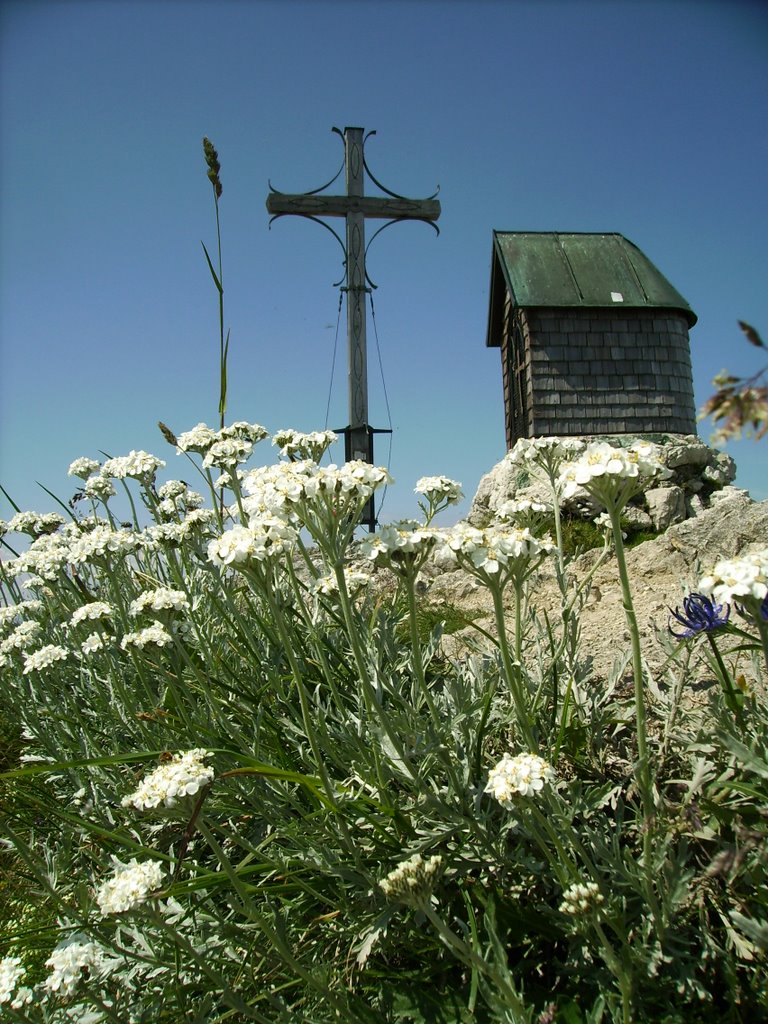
[421,904,529,1020]
[608,504,662,936]
[706,632,745,724]
[490,579,536,750]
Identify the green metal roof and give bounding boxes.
[487,232,697,347]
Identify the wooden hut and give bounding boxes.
[486,232,698,448]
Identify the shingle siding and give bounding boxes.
[505,307,696,444]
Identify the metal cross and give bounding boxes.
[266,126,440,529]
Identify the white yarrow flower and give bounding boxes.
[83,474,116,501]
[22,644,69,674]
[95,857,165,915]
[439,523,553,578]
[70,601,114,626]
[313,568,371,596]
[0,956,26,1005]
[361,520,438,567]
[44,938,106,997]
[273,429,337,461]
[699,548,768,606]
[81,632,106,655]
[121,749,215,810]
[176,422,218,453]
[559,881,604,916]
[380,853,442,904]
[485,752,555,806]
[101,451,165,480]
[1,620,43,654]
[207,517,297,567]
[68,457,101,479]
[558,440,668,504]
[120,625,173,650]
[415,475,463,505]
[201,437,254,469]
[6,511,65,536]
[129,588,189,615]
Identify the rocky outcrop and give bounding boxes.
[469,434,738,527]
[424,490,767,686]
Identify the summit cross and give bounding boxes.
[266,126,440,528]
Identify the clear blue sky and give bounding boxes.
[1,0,766,527]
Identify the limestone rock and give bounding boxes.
[709,485,751,505]
[429,493,768,686]
[664,438,711,469]
[702,454,738,487]
[623,505,653,530]
[468,434,748,527]
[645,485,686,531]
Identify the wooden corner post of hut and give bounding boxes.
[485,232,698,449]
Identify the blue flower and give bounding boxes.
[669,593,730,639]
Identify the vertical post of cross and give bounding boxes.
[342,128,371,467]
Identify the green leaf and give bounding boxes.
[201,240,223,293]
[0,482,22,513]
[730,910,768,951]
[0,749,170,781]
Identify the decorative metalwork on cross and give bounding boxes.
[266,126,440,529]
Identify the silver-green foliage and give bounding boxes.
[0,434,766,1023]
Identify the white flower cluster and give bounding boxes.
[5,532,71,581]
[95,857,165,915]
[5,511,65,536]
[440,523,554,577]
[68,456,101,479]
[120,625,173,650]
[207,516,298,568]
[485,752,555,806]
[81,633,105,655]
[101,450,166,480]
[508,437,585,473]
[0,602,41,633]
[121,749,215,810]
[83,474,116,501]
[559,881,604,916]
[202,437,254,470]
[314,461,393,500]
[22,643,69,674]
[1,620,42,655]
[379,852,442,903]
[176,421,267,464]
[312,568,371,596]
[130,588,189,615]
[43,938,106,998]
[242,461,315,516]
[496,498,551,519]
[67,525,140,566]
[176,422,218,452]
[241,460,392,525]
[273,429,338,461]
[70,601,114,627]
[557,440,668,501]
[157,479,192,500]
[361,520,438,567]
[142,509,217,548]
[0,956,32,1008]
[414,475,464,506]
[699,548,768,606]
[156,480,204,518]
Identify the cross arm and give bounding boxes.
[266,192,440,221]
